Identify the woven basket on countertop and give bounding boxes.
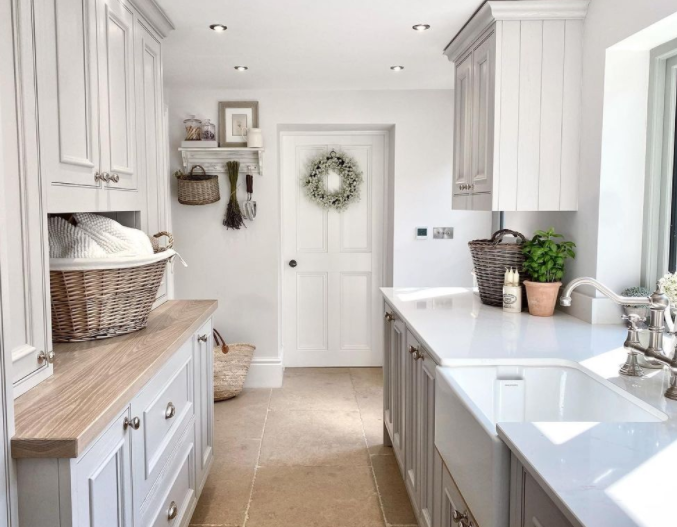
[50,232,174,342]
[177,164,220,206]
[213,329,255,401]
[468,229,527,307]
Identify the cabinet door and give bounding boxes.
[404,331,421,513]
[522,471,573,527]
[74,409,134,527]
[440,463,477,527]
[453,53,472,196]
[97,0,137,192]
[419,352,436,527]
[135,20,169,308]
[471,31,496,194]
[3,0,53,395]
[390,317,406,464]
[194,319,214,492]
[34,0,102,196]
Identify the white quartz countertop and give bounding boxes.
[381,287,677,527]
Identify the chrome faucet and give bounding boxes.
[561,277,677,401]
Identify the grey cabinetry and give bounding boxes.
[384,306,405,464]
[384,302,440,527]
[510,457,576,527]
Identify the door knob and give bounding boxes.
[289,260,297,268]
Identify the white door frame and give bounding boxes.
[279,128,393,368]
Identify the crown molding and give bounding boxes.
[444,0,589,62]
[129,0,175,38]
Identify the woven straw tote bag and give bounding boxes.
[213,329,255,401]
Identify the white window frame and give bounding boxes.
[643,38,677,288]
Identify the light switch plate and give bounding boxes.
[433,227,454,239]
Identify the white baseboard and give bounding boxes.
[244,357,284,388]
[559,290,623,324]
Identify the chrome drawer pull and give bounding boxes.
[123,417,140,430]
[165,402,176,419]
[167,501,178,520]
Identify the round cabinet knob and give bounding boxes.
[37,350,55,365]
[384,312,395,322]
[289,260,298,268]
[197,334,208,343]
[165,402,176,419]
[408,345,418,355]
[123,416,141,430]
[167,501,178,521]
[94,172,105,183]
[110,173,120,183]
[452,509,469,525]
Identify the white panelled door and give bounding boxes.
[282,133,386,367]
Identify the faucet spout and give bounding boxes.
[560,277,665,309]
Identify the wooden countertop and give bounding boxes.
[12,300,217,459]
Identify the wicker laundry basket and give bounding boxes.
[177,165,220,205]
[468,229,527,307]
[213,329,255,401]
[50,232,175,342]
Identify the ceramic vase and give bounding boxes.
[523,280,562,317]
[247,128,263,148]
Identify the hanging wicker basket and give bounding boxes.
[177,165,220,205]
[468,229,527,307]
[50,232,175,342]
[213,329,255,401]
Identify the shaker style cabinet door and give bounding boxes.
[419,352,436,527]
[404,330,422,514]
[453,53,473,197]
[34,0,103,210]
[96,0,137,193]
[194,320,214,492]
[470,31,495,195]
[74,410,134,527]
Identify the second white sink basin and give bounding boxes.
[435,360,667,527]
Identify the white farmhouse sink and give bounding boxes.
[435,360,667,527]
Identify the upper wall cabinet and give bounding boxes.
[446,0,588,212]
[34,0,174,213]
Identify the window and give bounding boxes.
[668,80,677,272]
[643,46,677,286]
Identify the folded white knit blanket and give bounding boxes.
[49,214,154,259]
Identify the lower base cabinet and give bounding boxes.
[16,319,214,527]
[510,455,575,527]
[438,453,478,527]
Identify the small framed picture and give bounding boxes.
[218,101,259,147]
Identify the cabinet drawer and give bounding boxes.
[523,472,572,527]
[132,340,194,508]
[147,422,196,527]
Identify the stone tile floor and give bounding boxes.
[189,367,417,527]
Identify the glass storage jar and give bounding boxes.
[183,115,202,141]
[201,119,216,141]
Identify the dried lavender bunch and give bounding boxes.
[224,161,246,229]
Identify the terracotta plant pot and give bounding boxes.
[523,280,562,317]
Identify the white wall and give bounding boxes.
[506,0,677,322]
[165,88,492,380]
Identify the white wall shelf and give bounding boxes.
[179,147,265,176]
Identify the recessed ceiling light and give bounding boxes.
[234,66,248,71]
[209,24,227,32]
[390,66,404,71]
[412,24,431,31]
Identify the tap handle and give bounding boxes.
[622,314,646,331]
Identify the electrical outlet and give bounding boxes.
[433,227,454,239]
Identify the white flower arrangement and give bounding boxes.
[659,273,677,306]
[302,151,363,212]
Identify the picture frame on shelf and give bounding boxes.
[218,101,259,147]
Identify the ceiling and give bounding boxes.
[159,0,484,90]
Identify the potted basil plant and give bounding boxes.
[522,228,576,317]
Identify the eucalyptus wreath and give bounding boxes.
[302,150,363,212]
